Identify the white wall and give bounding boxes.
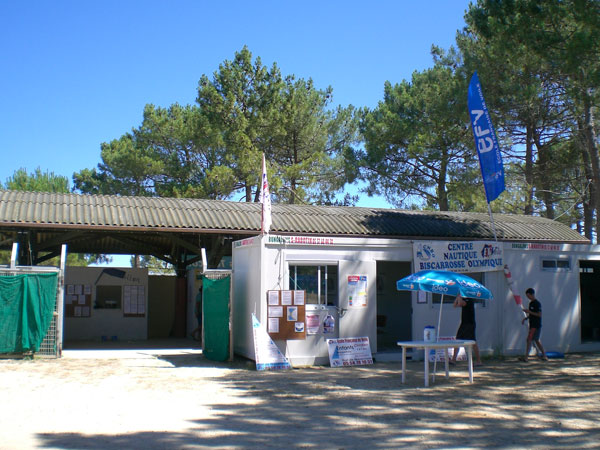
[232,235,600,363]
[234,236,413,364]
[502,243,600,355]
[232,237,263,359]
[64,267,148,341]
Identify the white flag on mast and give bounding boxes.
[260,153,272,234]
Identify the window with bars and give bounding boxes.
[288,264,338,306]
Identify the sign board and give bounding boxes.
[413,240,503,273]
[327,337,373,367]
[252,314,292,371]
[266,290,306,340]
[64,283,92,317]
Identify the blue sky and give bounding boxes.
[1,0,472,210]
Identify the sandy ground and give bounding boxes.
[1,343,600,450]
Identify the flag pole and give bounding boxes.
[260,153,272,235]
[487,201,499,242]
[468,72,526,321]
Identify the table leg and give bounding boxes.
[467,345,473,383]
[424,351,429,387]
[444,348,449,378]
[401,346,406,384]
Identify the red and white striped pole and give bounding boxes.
[503,264,527,319]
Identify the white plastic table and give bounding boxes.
[396,340,476,387]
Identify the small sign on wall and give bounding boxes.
[347,275,368,308]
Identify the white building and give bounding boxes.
[233,229,600,366]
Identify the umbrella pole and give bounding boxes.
[433,294,445,382]
[436,294,444,341]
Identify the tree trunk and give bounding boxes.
[578,124,594,241]
[582,89,599,243]
[534,133,554,219]
[524,123,535,215]
[438,149,448,211]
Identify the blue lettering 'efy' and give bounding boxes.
[468,72,505,203]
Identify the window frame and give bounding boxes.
[541,256,571,272]
[287,262,339,306]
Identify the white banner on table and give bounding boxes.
[327,337,373,367]
[427,336,467,362]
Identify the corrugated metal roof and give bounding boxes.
[0,189,588,242]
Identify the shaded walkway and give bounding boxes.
[1,352,599,449]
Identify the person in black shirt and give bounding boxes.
[450,294,482,366]
[520,288,548,361]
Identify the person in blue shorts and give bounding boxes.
[520,288,548,361]
[450,294,482,366]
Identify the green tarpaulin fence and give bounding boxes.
[202,274,231,362]
[0,272,58,353]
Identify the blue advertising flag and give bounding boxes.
[468,72,505,203]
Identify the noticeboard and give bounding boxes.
[266,290,306,340]
[123,285,146,317]
[64,284,92,318]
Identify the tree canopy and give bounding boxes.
[358,63,480,211]
[75,46,360,206]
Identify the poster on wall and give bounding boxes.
[281,290,293,305]
[252,314,292,371]
[327,337,373,367]
[306,314,320,334]
[413,241,503,273]
[268,290,279,305]
[347,275,367,308]
[293,290,305,305]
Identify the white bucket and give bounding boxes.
[424,326,436,342]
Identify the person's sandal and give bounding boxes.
[518,356,528,362]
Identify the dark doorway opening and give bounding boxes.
[376,261,412,351]
[579,260,600,342]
